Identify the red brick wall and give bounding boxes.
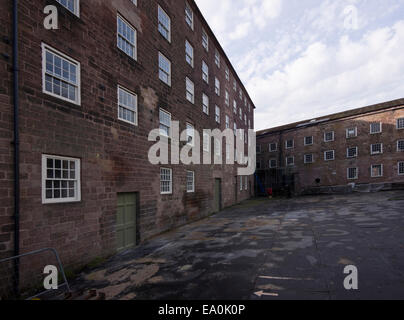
[0,0,255,271]
[257,106,404,194]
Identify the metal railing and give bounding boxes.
[0,248,70,300]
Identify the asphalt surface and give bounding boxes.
[71,191,404,300]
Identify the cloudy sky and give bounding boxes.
[196,0,404,131]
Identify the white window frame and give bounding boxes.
[185,77,194,104]
[185,40,194,67]
[285,139,294,149]
[304,154,314,164]
[225,115,230,129]
[269,159,277,169]
[371,164,383,178]
[202,94,209,115]
[203,132,210,153]
[215,105,221,124]
[117,15,137,60]
[42,43,81,105]
[158,5,171,42]
[225,67,230,81]
[324,131,335,142]
[215,77,220,96]
[269,143,277,152]
[304,136,314,146]
[202,61,209,83]
[397,140,404,152]
[186,123,195,146]
[202,29,209,51]
[398,162,404,176]
[286,156,295,167]
[347,147,358,158]
[160,168,173,194]
[56,0,80,16]
[159,109,171,137]
[118,85,138,126]
[370,122,382,134]
[225,90,230,107]
[397,118,404,130]
[371,143,383,155]
[186,171,195,193]
[324,150,335,161]
[42,154,81,204]
[346,127,357,139]
[158,52,171,86]
[347,167,358,180]
[215,50,220,68]
[185,2,194,30]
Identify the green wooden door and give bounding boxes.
[116,193,137,252]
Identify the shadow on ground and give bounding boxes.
[70,191,404,300]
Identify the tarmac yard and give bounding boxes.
[71,191,404,300]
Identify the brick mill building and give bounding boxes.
[0,0,255,276]
[256,99,404,195]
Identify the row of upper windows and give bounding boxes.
[42,42,251,131]
[55,0,253,114]
[258,121,404,153]
[257,160,404,179]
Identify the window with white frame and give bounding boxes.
[185,77,194,104]
[185,40,194,67]
[286,156,294,166]
[305,154,314,164]
[117,15,137,59]
[225,90,230,107]
[324,131,334,142]
[324,150,335,161]
[239,108,242,120]
[203,132,210,152]
[158,52,171,86]
[371,143,383,155]
[225,67,230,81]
[304,136,313,146]
[202,94,209,115]
[370,122,382,134]
[240,176,243,191]
[233,100,237,114]
[160,168,172,194]
[347,147,358,158]
[285,139,294,149]
[215,106,221,123]
[42,44,80,105]
[346,127,357,138]
[244,114,247,126]
[347,167,358,180]
[225,115,230,129]
[159,109,171,137]
[239,89,242,100]
[397,118,404,129]
[185,2,193,29]
[56,0,79,16]
[42,155,81,204]
[269,159,277,168]
[158,5,171,42]
[215,77,220,96]
[397,140,404,152]
[371,164,383,178]
[269,143,277,152]
[186,123,195,146]
[202,29,208,51]
[202,61,209,83]
[118,86,137,125]
[233,80,237,91]
[398,162,404,175]
[215,50,220,68]
[186,171,195,193]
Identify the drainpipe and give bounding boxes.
[12,0,20,297]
